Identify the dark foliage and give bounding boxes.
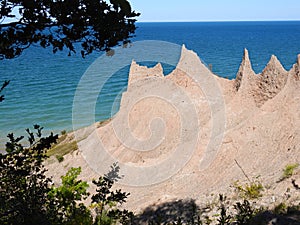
[0,127,132,225]
[92,163,133,225]
[0,0,140,59]
[0,125,58,225]
[217,195,231,225]
[0,80,9,102]
[233,199,257,225]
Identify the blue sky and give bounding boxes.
[130,0,300,22]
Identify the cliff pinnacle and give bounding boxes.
[234,48,256,92]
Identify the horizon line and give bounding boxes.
[137,19,300,23]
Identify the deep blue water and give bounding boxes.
[1,21,300,146]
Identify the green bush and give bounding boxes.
[56,154,64,162]
[234,181,264,199]
[48,167,92,225]
[282,163,299,179]
[274,202,287,215]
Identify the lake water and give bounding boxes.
[1,21,300,147]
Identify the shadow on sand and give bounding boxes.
[134,197,300,225]
[134,199,200,224]
[249,210,300,225]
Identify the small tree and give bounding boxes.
[48,167,93,225]
[217,195,231,225]
[91,163,133,225]
[234,200,257,225]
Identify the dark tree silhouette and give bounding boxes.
[0,0,140,59]
[0,80,9,102]
[0,125,59,225]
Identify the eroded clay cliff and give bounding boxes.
[46,46,300,215]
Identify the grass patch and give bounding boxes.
[234,181,264,199]
[274,202,287,215]
[282,163,299,179]
[97,118,112,128]
[47,140,78,157]
[55,155,64,163]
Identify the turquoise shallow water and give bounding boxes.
[1,21,300,147]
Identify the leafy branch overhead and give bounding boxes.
[0,0,140,59]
